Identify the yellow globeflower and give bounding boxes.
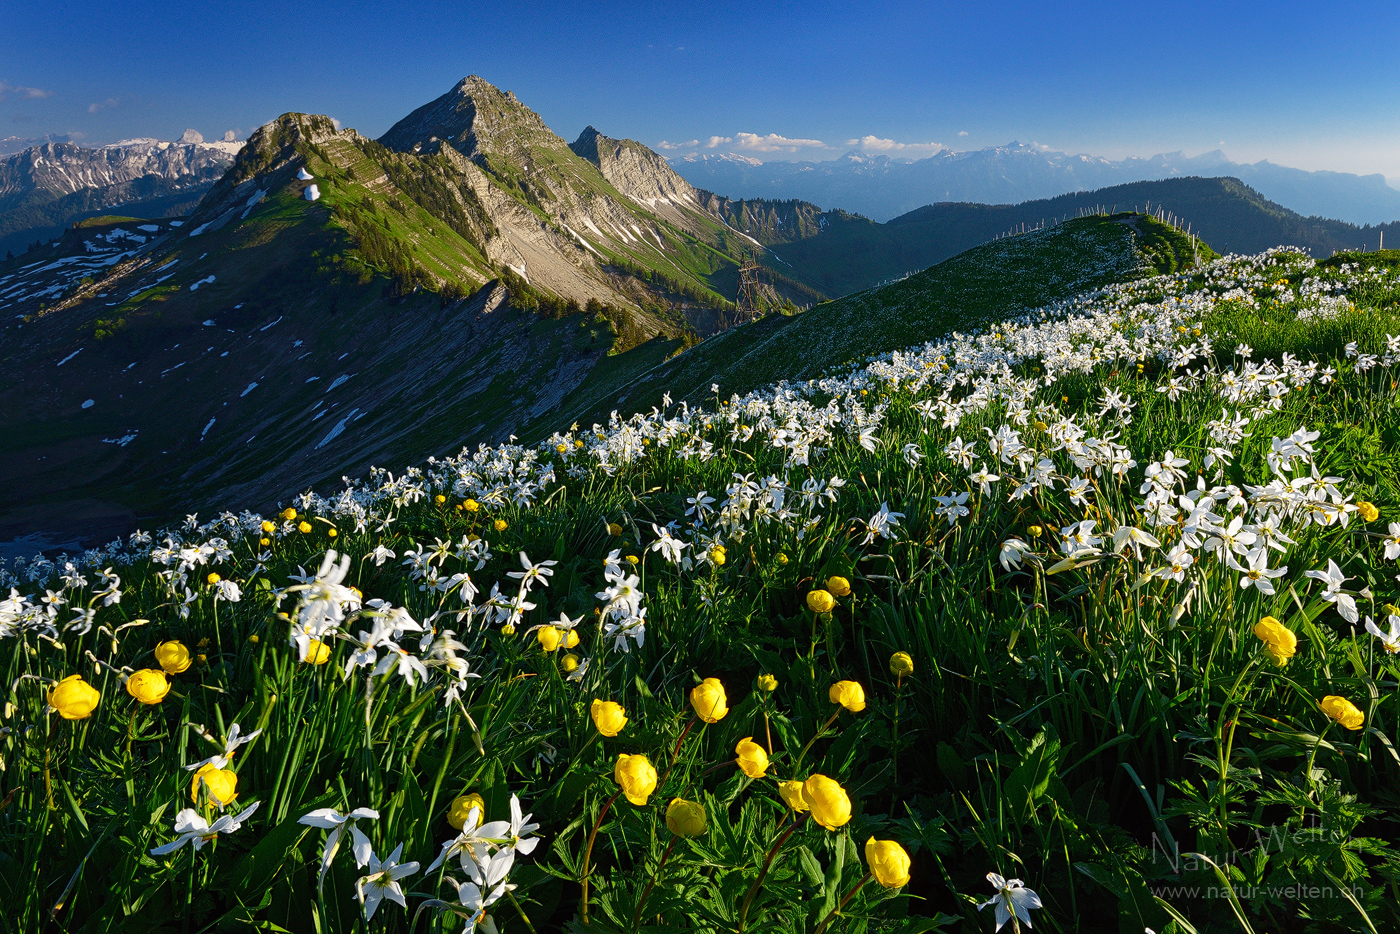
[1358,501,1380,523]
[49,674,100,720]
[829,680,866,713]
[565,629,580,649]
[281,507,297,522]
[259,537,271,547]
[803,774,852,830]
[806,589,836,614]
[305,639,331,665]
[591,699,628,737]
[889,651,914,678]
[190,763,239,806]
[776,553,789,566]
[261,520,275,534]
[778,780,810,813]
[327,528,337,538]
[710,546,727,566]
[735,737,769,778]
[154,640,192,675]
[447,793,485,829]
[607,522,623,536]
[561,653,581,674]
[126,669,170,705]
[1321,695,1365,731]
[298,521,313,534]
[865,837,912,888]
[665,798,708,837]
[463,499,480,513]
[826,575,851,597]
[537,627,565,653]
[690,678,729,723]
[206,572,221,585]
[614,754,658,805]
[1028,525,1044,538]
[435,494,447,504]
[494,519,508,533]
[757,673,778,692]
[1252,616,1297,666]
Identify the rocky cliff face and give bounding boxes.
[0,138,238,199]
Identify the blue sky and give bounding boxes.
[5,0,1400,177]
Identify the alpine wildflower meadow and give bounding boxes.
[4,245,1400,933]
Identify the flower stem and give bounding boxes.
[630,834,677,930]
[737,812,807,932]
[813,871,873,934]
[793,711,841,775]
[580,788,621,926]
[506,888,539,934]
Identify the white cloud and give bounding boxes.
[658,139,699,150]
[88,98,119,114]
[704,136,732,148]
[844,135,944,155]
[958,130,968,137]
[0,81,52,100]
[734,132,826,153]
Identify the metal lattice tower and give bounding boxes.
[736,252,763,322]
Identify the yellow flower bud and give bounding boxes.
[435,494,447,504]
[327,528,337,538]
[1358,501,1379,523]
[281,508,297,521]
[190,764,238,806]
[829,680,866,713]
[625,554,639,565]
[494,519,508,533]
[447,793,485,830]
[48,674,100,720]
[537,627,564,653]
[776,552,789,565]
[206,572,221,585]
[126,668,170,705]
[463,499,480,513]
[757,673,778,692]
[1252,616,1297,666]
[561,653,581,673]
[803,774,852,830]
[779,780,809,813]
[261,520,275,534]
[710,547,726,566]
[154,640,192,675]
[501,623,516,636]
[735,737,769,778]
[298,521,313,534]
[249,634,260,644]
[826,575,851,597]
[665,798,707,837]
[1028,525,1043,538]
[690,677,729,723]
[591,699,628,737]
[614,753,658,805]
[607,522,623,536]
[865,836,912,888]
[1320,695,1364,731]
[889,652,914,678]
[259,537,271,547]
[806,589,836,614]
[305,640,331,665]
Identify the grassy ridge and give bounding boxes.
[3,245,1400,932]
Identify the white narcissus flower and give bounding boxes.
[978,872,1042,930]
[298,806,380,890]
[1111,526,1161,560]
[1365,615,1400,654]
[185,722,262,771]
[151,801,259,856]
[999,539,1034,572]
[355,842,419,921]
[1306,559,1358,623]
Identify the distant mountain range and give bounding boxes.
[0,131,243,255]
[672,144,1400,226]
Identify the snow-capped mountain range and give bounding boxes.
[672,143,1400,226]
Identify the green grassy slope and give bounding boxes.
[557,213,1184,430]
[730,176,1399,299]
[6,245,1400,933]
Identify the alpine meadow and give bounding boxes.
[6,220,1400,932]
[6,8,1400,932]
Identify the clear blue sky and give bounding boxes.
[4,0,1399,177]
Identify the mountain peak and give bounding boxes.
[379,75,568,160]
